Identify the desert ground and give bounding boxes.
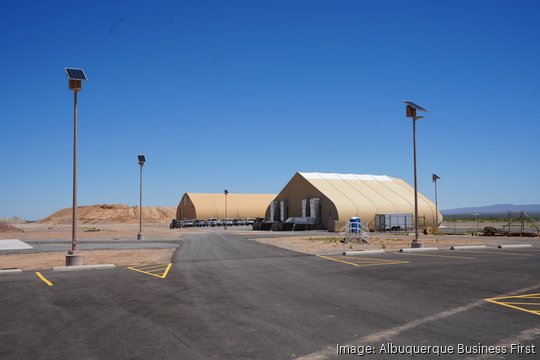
[2,216,538,271]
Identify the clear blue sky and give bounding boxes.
[1,0,539,220]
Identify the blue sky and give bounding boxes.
[1,0,539,220]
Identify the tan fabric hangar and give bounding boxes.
[176,193,276,220]
[266,172,442,231]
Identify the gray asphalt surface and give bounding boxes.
[0,232,539,359]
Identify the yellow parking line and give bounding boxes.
[503,294,540,299]
[402,253,475,260]
[143,268,165,274]
[488,293,540,300]
[128,266,164,278]
[161,263,172,279]
[502,302,540,306]
[446,250,534,257]
[318,255,408,267]
[127,263,172,279]
[318,255,361,267]
[133,264,165,270]
[354,261,409,267]
[485,298,540,317]
[340,256,409,265]
[35,272,53,286]
[341,255,400,262]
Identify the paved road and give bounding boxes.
[0,232,539,359]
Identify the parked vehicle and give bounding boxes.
[193,219,208,227]
[234,219,246,226]
[207,218,218,226]
[182,220,194,228]
[223,219,234,227]
[170,219,180,229]
[245,218,254,226]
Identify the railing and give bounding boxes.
[339,222,370,244]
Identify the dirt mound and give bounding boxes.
[0,216,26,224]
[0,222,23,232]
[39,204,176,225]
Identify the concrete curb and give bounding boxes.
[343,250,385,256]
[53,264,116,272]
[400,247,439,253]
[450,245,487,250]
[498,244,532,249]
[0,268,23,274]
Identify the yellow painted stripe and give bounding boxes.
[127,266,165,278]
[127,263,172,279]
[318,255,408,267]
[36,272,53,286]
[501,302,540,306]
[318,255,361,267]
[402,252,475,260]
[161,263,172,279]
[488,293,540,300]
[143,268,168,274]
[515,294,540,298]
[135,263,169,270]
[339,256,409,265]
[448,250,533,257]
[485,298,540,317]
[353,261,410,267]
[340,256,404,263]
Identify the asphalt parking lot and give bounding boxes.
[0,232,538,359]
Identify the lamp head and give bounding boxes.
[402,100,428,119]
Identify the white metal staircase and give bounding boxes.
[339,223,370,244]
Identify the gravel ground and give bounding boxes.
[1,222,538,269]
[0,248,176,271]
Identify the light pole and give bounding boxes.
[65,68,88,266]
[224,189,228,230]
[473,212,479,234]
[432,173,440,230]
[137,155,146,240]
[403,100,429,248]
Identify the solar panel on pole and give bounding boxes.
[65,68,88,81]
[402,100,428,112]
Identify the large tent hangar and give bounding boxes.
[266,172,442,232]
[177,193,276,220]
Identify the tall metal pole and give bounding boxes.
[224,191,228,230]
[412,117,421,247]
[434,178,438,229]
[71,90,78,252]
[137,163,143,240]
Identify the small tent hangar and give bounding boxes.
[266,172,441,232]
[177,193,276,220]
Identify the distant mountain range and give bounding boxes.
[442,204,540,216]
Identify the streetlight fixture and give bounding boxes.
[432,173,440,230]
[224,190,229,230]
[137,155,146,240]
[65,68,88,266]
[403,100,429,248]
